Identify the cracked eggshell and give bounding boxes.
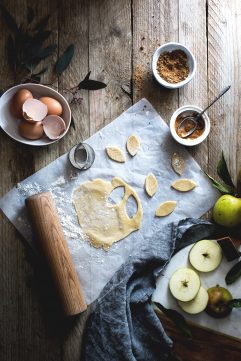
[19,120,44,140]
[43,115,66,140]
[22,98,48,123]
[0,83,71,146]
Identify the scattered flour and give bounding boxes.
[17,181,45,197]
[17,175,89,243]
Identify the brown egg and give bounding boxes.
[11,89,33,118]
[19,120,44,140]
[39,97,63,116]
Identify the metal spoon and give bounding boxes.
[177,85,231,138]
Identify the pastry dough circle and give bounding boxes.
[72,177,143,251]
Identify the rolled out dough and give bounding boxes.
[72,177,143,251]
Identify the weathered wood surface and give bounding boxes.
[0,1,240,360]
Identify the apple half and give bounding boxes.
[178,286,209,314]
[189,240,222,272]
[169,268,201,302]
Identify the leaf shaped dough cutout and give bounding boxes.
[172,179,197,192]
[145,173,158,197]
[126,134,140,156]
[155,201,177,217]
[171,152,185,175]
[106,146,126,163]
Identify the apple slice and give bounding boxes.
[169,268,201,302]
[189,240,222,272]
[178,286,209,314]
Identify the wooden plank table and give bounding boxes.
[0,1,241,360]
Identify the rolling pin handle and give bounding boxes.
[26,192,87,316]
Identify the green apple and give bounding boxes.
[213,194,241,228]
[205,285,232,318]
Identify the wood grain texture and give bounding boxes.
[0,1,241,360]
[89,0,132,133]
[158,312,241,361]
[207,0,241,180]
[58,0,90,153]
[132,0,179,120]
[178,0,209,169]
[1,2,59,361]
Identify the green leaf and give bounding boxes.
[32,30,52,45]
[33,14,50,31]
[154,302,192,340]
[83,71,91,81]
[205,172,233,194]
[1,5,19,33]
[55,44,75,76]
[225,260,241,285]
[70,116,76,130]
[33,66,48,76]
[217,152,235,188]
[29,75,40,83]
[228,299,241,308]
[78,79,107,90]
[7,34,17,71]
[23,62,38,73]
[27,6,34,24]
[35,44,57,60]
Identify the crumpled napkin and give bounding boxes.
[81,218,217,361]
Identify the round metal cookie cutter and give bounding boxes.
[69,142,95,170]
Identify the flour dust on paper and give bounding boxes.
[72,177,143,251]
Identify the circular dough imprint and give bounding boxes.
[72,177,143,251]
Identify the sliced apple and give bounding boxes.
[169,268,201,302]
[189,240,222,272]
[178,286,209,314]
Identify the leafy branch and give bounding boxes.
[205,152,237,195]
[0,4,107,128]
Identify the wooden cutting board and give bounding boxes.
[157,313,241,361]
[152,238,241,359]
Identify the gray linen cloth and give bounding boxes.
[81,218,217,361]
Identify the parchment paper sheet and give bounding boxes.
[0,99,219,304]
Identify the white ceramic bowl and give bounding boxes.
[169,105,210,146]
[152,42,196,89]
[0,83,71,146]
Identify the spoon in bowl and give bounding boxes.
[177,85,231,138]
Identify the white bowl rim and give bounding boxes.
[0,83,71,146]
[169,105,210,146]
[152,42,196,89]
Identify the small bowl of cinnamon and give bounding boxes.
[152,42,196,89]
[169,105,210,146]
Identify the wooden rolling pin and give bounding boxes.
[26,192,87,316]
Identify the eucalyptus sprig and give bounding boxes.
[0,4,107,128]
[205,152,238,196]
[225,260,241,285]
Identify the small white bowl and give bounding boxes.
[152,42,196,89]
[0,83,71,146]
[169,105,210,146]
